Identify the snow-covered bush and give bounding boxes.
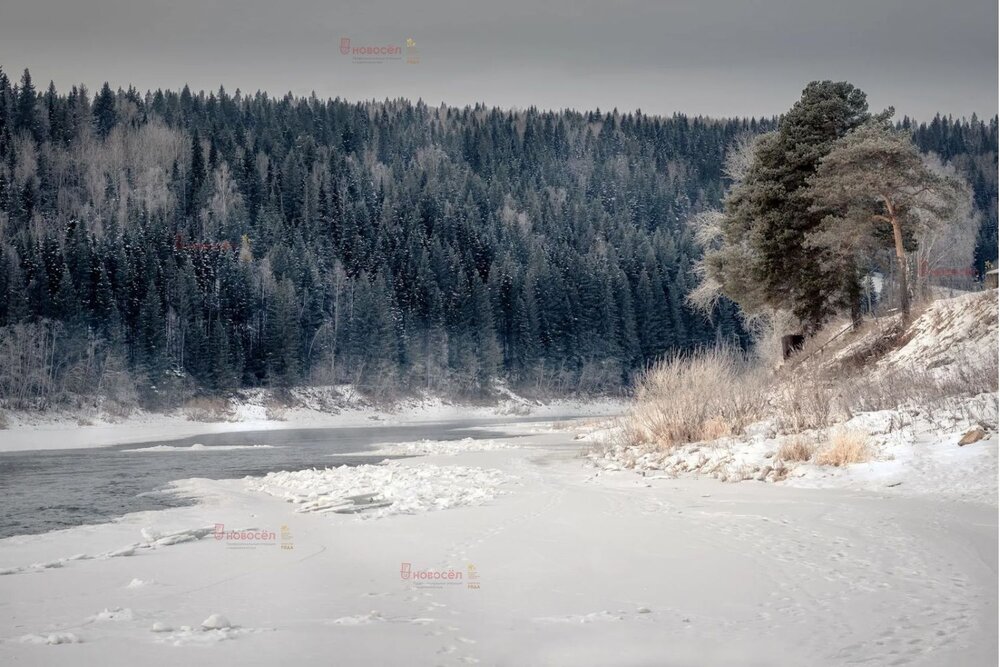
[628,345,769,449]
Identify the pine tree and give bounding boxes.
[715,81,871,331]
[808,120,968,320]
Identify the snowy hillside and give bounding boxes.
[592,291,999,502]
[880,290,998,374]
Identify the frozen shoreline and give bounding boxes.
[0,419,996,666]
[0,394,626,453]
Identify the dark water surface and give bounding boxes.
[0,417,555,538]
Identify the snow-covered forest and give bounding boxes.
[0,68,996,408]
[1,0,998,657]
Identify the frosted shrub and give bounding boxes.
[773,377,838,432]
[629,346,768,450]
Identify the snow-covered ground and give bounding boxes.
[590,392,999,503]
[590,291,999,503]
[878,290,998,375]
[0,387,625,452]
[1,294,996,664]
[0,419,996,666]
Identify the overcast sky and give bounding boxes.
[0,0,996,121]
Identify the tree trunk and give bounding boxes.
[890,217,910,320]
[844,265,863,330]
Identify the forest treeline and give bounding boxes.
[0,68,995,406]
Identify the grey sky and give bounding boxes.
[0,0,995,120]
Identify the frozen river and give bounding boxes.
[0,418,550,538]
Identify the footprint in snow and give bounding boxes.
[89,607,134,622]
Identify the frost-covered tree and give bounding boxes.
[689,133,775,321]
[704,82,871,333]
[808,120,969,320]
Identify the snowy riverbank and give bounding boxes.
[0,418,996,666]
[588,392,999,504]
[0,388,625,452]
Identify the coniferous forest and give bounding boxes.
[0,68,996,405]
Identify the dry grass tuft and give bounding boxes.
[773,377,837,432]
[184,396,233,422]
[777,438,814,463]
[608,415,653,449]
[699,415,733,441]
[816,430,870,467]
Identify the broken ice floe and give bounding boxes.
[246,461,514,518]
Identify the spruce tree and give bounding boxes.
[15,69,41,142]
[92,83,117,139]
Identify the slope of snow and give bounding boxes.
[881,290,998,374]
